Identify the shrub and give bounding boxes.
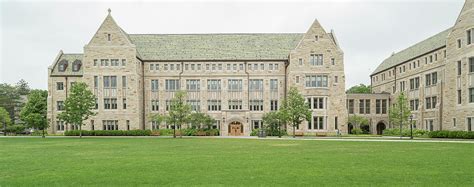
[5,125,26,134]
[206,129,220,136]
[64,130,151,136]
[31,130,48,136]
[382,128,429,137]
[351,128,363,135]
[428,131,474,139]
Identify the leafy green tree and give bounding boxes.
[0,107,12,134]
[57,82,96,138]
[262,110,288,138]
[348,115,370,134]
[151,113,166,130]
[20,90,48,138]
[15,79,30,96]
[167,91,192,138]
[0,83,20,120]
[188,112,216,130]
[389,92,411,133]
[346,84,372,94]
[281,87,311,138]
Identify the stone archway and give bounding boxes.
[228,121,243,136]
[348,123,354,134]
[376,122,386,135]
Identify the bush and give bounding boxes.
[428,131,474,139]
[5,125,26,134]
[351,128,363,135]
[382,128,429,137]
[31,130,48,136]
[250,128,287,137]
[65,130,151,136]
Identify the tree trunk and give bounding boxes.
[42,129,45,138]
[293,125,296,138]
[80,125,82,138]
[179,124,182,138]
[173,123,176,138]
[278,122,281,138]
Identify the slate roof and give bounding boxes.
[128,33,304,61]
[50,53,84,76]
[371,27,452,75]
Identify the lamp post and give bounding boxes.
[410,114,414,140]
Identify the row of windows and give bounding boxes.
[395,72,438,93]
[148,63,281,72]
[305,75,329,88]
[307,97,326,110]
[58,59,82,72]
[150,79,278,92]
[149,99,279,112]
[56,120,131,131]
[457,28,474,48]
[93,59,127,67]
[151,120,221,130]
[347,99,387,114]
[298,55,336,66]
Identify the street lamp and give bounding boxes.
[410,114,414,140]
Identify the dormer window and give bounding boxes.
[58,60,68,72]
[72,60,82,72]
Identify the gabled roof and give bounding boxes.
[50,53,83,76]
[128,33,304,61]
[371,27,452,76]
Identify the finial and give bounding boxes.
[108,8,111,14]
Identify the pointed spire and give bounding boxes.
[108,8,111,14]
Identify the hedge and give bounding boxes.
[151,129,220,136]
[65,130,151,136]
[428,130,474,139]
[250,129,287,136]
[382,128,429,137]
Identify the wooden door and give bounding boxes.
[229,123,242,136]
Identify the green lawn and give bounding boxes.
[0,138,473,186]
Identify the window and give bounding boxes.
[239,64,244,70]
[110,59,119,66]
[207,79,221,91]
[305,75,328,88]
[123,98,127,109]
[470,57,474,73]
[458,39,462,48]
[453,118,457,127]
[270,100,278,111]
[429,55,433,63]
[425,96,437,109]
[458,90,462,104]
[187,100,201,111]
[334,76,338,83]
[269,64,274,70]
[249,100,263,111]
[468,117,473,131]
[410,99,419,111]
[470,88,474,103]
[151,80,159,92]
[270,79,278,92]
[298,58,303,65]
[309,116,324,130]
[57,101,64,111]
[165,100,172,111]
[335,117,338,130]
[103,120,118,130]
[399,81,405,91]
[122,76,127,89]
[95,98,98,109]
[91,120,95,130]
[409,77,419,90]
[151,100,159,111]
[58,60,68,72]
[72,60,82,72]
[249,79,263,92]
[348,99,354,114]
[107,34,111,41]
[165,79,180,91]
[381,99,387,114]
[295,76,300,84]
[253,64,258,70]
[155,64,160,70]
[425,72,437,87]
[309,97,325,109]
[458,61,462,76]
[186,79,200,91]
[359,99,370,114]
[468,29,473,45]
[56,121,65,131]
[164,64,168,70]
[56,82,64,90]
[376,99,381,114]
[152,121,160,130]
[310,54,323,66]
[228,79,242,92]
[150,64,154,70]
[252,120,263,130]
[228,100,242,110]
[260,64,264,71]
[207,100,221,111]
[103,76,117,88]
[94,59,98,66]
[104,98,117,109]
[331,58,335,65]
[122,59,126,66]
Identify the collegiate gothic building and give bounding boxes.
[47,9,347,135]
[47,0,473,135]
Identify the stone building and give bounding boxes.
[47,9,347,136]
[370,0,474,132]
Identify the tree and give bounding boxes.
[188,112,215,130]
[15,79,30,96]
[20,90,48,138]
[281,87,311,138]
[348,115,369,134]
[346,84,372,94]
[389,92,411,136]
[0,107,12,134]
[0,83,20,120]
[262,111,288,138]
[57,82,96,138]
[167,91,192,138]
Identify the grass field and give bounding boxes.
[0,137,473,186]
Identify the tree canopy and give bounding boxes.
[346,84,372,94]
[389,92,411,129]
[20,90,48,138]
[281,87,312,138]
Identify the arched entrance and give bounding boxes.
[376,122,386,135]
[228,121,243,136]
[348,123,354,134]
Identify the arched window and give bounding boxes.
[58,60,68,72]
[72,60,82,72]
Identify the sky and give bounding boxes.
[0,0,466,90]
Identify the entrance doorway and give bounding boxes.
[229,121,243,136]
[376,122,386,135]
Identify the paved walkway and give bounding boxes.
[1,135,473,144]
